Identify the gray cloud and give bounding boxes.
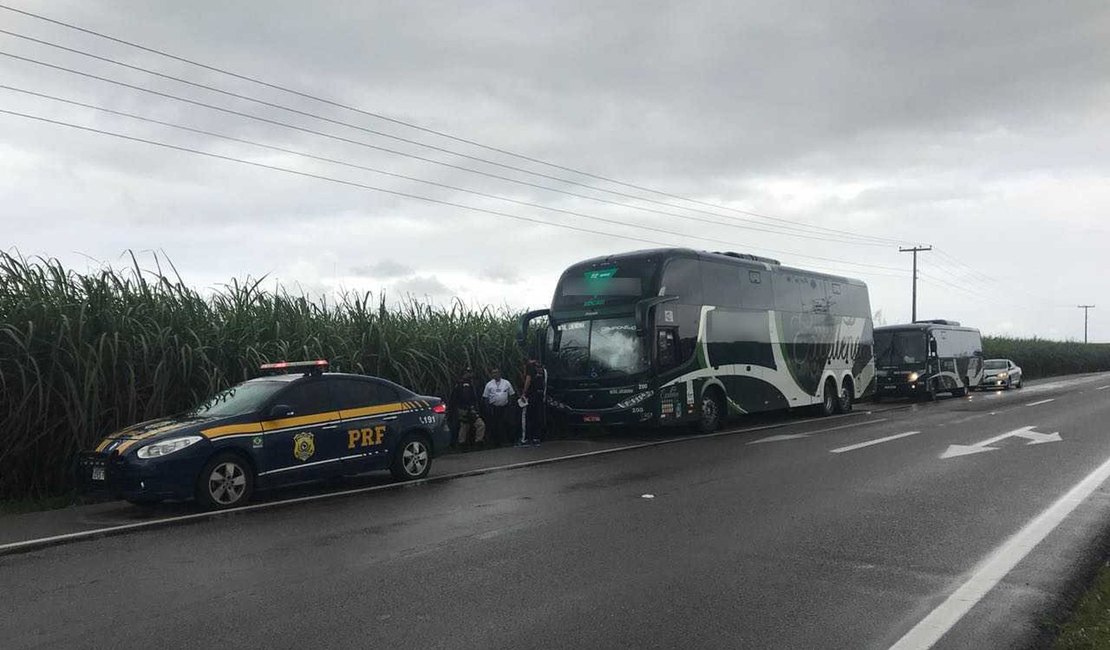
[351,259,415,279]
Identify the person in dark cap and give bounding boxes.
[448,368,485,450]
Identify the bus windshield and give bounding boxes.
[548,317,649,378]
[874,330,927,367]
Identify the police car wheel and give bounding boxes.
[196,452,255,510]
[391,434,432,481]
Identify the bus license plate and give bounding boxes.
[583,415,600,423]
[91,467,105,481]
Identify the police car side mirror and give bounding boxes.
[268,404,294,418]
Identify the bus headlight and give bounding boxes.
[617,391,654,409]
[907,372,919,383]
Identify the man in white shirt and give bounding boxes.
[482,368,516,447]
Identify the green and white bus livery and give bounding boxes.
[519,248,875,432]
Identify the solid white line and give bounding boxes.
[1025,398,1056,407]
[830,431,920,454]
[0,411,881,555]
[889,452,1110,650]
[1097,386,1110,391]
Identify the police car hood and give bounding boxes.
[96,414,245,447]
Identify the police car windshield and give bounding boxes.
[984,360,1008,370]
[190,380,287,418]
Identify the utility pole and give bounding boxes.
[900,246,933,322]
[1078,305,1095,343]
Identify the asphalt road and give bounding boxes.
[5,373,1110,649]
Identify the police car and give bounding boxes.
[79,361,451,509]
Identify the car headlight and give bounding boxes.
[997,372,1008,379]
[137,436,203,459]
[617,390,654,409]
[907,372,919,383]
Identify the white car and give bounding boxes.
[980,358,1023,389]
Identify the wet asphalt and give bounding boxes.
[4,373,1110,649]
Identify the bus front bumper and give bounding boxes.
[549,405,656,427]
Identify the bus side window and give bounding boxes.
[657,328,678,369]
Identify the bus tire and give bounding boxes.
[835,379,854,414]
[953,385,968,397]
[697,389,724,434]
[818,378,837,417]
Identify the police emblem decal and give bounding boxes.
[293,432,315,462]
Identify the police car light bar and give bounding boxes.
[260,360,329,373]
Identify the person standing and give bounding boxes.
[448,368,485,450]
[482,367,516,447]
[518,359,547,446]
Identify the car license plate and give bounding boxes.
[583,415,601,423]
[91,467,105,481]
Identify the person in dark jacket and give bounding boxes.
[448,368,485,450]
[518,359,547,446]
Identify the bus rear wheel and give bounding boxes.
[835,380,854,414]
[818,379,837,417]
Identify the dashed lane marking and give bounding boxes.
[830,431,921,454]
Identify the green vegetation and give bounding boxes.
[0,252,523,501]
[983,336,1110,380]
[1053,561,1110,649]
[3,252,1110,504]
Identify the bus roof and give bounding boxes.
[875,323,982,334]
[564,247,868,287]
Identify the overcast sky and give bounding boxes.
[2,1,1108,340]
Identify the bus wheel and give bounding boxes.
[835,380,854,414]
[819,379,837,417]
[697,390,723,434]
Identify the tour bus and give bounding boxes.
[873,320,984,400]
[518,248,875,432]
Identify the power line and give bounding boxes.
[0,13,909,247]
[0,47,896,250]
[3,83,911,262]
[0,107,914,277]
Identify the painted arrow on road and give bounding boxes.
[940,425,1061,459]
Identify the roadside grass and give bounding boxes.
[1054,561,1110,649]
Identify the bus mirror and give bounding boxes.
[517,309,551,351]
[928,339,938,356]
[635,296,678,336]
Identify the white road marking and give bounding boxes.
[748,433,811,445]
[641,494,655,499]
[830,431,920,454]
[0,411,880,555]
[889,450,1110,650]
[1097,386,1110,391]
[1025,398,1056,407]
[747,418,889,445]
[940,426,1061,459]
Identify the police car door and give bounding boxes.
[333,378,407,474]
[259,378,344,483]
